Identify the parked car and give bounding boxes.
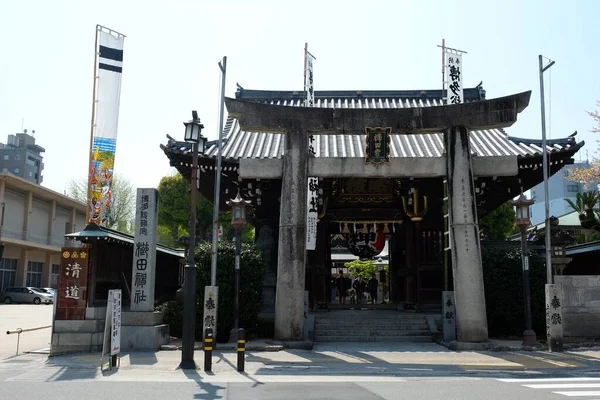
[37,287,56,297]
[1,287,54,304]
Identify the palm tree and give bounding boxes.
[566,190,600,243]
[565,190,600,217]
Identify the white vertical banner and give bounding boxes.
[88,26,125,226]
[445,51,463,104]
[306,177,318,250]
[131,188,158,312]
[305,45,318,250]
[304,51,314,107]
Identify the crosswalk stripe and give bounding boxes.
[525,384,600,389]
[553,391,600,397]
[499,378,600,383]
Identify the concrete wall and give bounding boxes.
[555,275,600,338]
[31,198,50,243]
[4,189,25,237]
[55,206,71,243]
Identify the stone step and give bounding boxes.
[315,324,430,331]
[315,317,427,322]
[318,311,431,318]
[314,335,433,343]
[315,330,432,337]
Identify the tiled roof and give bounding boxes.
[169,86,583,161]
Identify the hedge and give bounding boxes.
[482,247,546,338]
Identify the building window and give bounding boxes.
[15,154,21,161]
[50,264,60,288]
[26,261,43,288]
[0,259,17,292]
[13,168,20,174]
[3,155,8,161]
[567,184,580,193]
[2,168,7,173]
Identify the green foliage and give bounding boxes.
[157,173,213,243]
[217,210,255,242]
[195,240,266,342]
[482,247,546,337]
[344,259,376,277]
[155,300,184,338]
[480,202,516,240]
[67,175,135,233]
[247,316,275,339]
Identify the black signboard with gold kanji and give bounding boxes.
[365,127,391,165]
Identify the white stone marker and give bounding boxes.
[545,284,564,352]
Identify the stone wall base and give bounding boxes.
[50,308,169,356]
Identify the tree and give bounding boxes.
[565,190,600,243]
[344,259,377,277]
[479,202,516,240]
[157,173,213,246]
[67,175,135,233]
[568,100,600,185]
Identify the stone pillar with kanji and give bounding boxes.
[131,188,159,312]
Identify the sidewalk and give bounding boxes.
[3,338,600,385]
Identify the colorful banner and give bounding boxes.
[445,51,463,104]
[88,26,125,225]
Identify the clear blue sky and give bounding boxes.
[0,0,598,194]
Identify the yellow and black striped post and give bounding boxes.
[237,328,245,372]
[203,328,214,372]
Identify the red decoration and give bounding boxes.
[346,224,386,259]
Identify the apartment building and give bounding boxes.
[0,130,45,184]
[0,173,86,292]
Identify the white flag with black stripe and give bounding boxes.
[88,26,125,226]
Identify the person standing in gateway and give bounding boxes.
[335,269,349,305]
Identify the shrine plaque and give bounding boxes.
[365,127,391,165]
[56,247,89,320]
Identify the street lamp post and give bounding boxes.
[511,194,537,346]
[180,111,206,370]
[227,192,250,342]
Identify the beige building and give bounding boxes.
[0,173,86,292]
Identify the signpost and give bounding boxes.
[56,247,89,320]
[101,289,122,370]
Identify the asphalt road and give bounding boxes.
[2,375,600,399]
[0,304,53,357]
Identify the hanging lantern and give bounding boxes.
[346,224,386,259]
[402,188,429,222]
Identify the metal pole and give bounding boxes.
[234,228,241,330]
[521,226,537,345]
[86,25,100,224]
[539,55,555,284]
[180,142,198,370]
[210,56,227,287]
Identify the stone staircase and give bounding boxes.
[314,309,435,343]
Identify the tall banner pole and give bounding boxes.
[86,25,126,227]
[205,57,226,341]
[86,25,100,224]
[210,56,227,287]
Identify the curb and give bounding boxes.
[160,339,313,352]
